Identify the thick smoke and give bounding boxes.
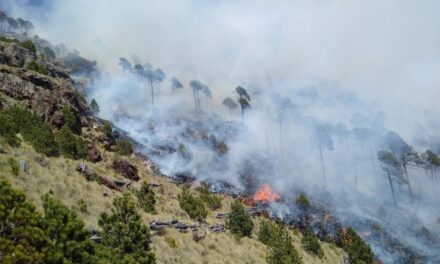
[5,0,440,262]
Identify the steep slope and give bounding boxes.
[0,35,345,264]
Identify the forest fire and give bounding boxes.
[252,184,281,203]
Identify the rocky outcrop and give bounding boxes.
[0,42,36,67]
[0,65,91,129]
[112,158,139,181]
[87,147,102,163]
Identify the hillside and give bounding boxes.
[0,34,347,264]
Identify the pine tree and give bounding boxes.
[226,200,253,239]
[99,193,155,264]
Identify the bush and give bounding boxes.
[196,183,222,210]
[301,228,323,258]
[103,121,112,137]
[0,111,20,146]
[178,187,207,222]
[99,193,156,263]
[42,46,56,59]
[341,227,374,264]
[19,40,37,53]
[61,106,78,133]
[137,182,156,213]
[296,194,310,208]
[0,105,58,156]
[258,220,276,245]
[266,225,303,264]
[90,98,100,114]
[226,200,253,239]
[116,139,133,156]
[0,180,121,264]
[27,60,48,75]
[7,157,19,176]
[0,36,19,43]
[56,125,87,160]
[77,198,88,213]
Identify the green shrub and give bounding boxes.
[0,180,122,264]
[116,139,133,156]
[61,106,78,133]
[178,187,207,222]
[0,181,51,263]
[226,200,253,239]
[90,98,100,114]
[77,198,88,213]
[103,121,112,137]
[19,40,37,53]
[1,105,58,156]
[0,111,21,146]
[301,228,323,258]
[196,183,222,210]
[266,224,303,264]
[0,36,19,43]
[137,182,156,213]
[42,46,56,59]
[8,157,19,176]
[56,125,87,160]
[341,227,374,264]
[296,194,310,208]
[27,60,48,75]
[258,220,276,245]
[99,193,156,263]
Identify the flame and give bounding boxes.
[252,184,280,203]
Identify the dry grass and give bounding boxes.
[0,140,343,264]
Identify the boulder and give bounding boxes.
[19,160,28,172]
[87,147,102,163]
[111,158,139,181]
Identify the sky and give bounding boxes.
[3,0,440,140]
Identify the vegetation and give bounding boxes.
[103,121,113,137]
[42,46,56,59]
[77,198,88,213]
[137,182,156,213]
[296,194,310,208]
[0,36,19,43]
[7,157,19,176]
[19,40,37,53]
[341,227,374,264]
[258,220,302,264]
[0,180,130,264]
[178,187,207,222]
[301,228,323,258]
[226,200,253,239]
[196,183,222,210]
[61,106,78,133]
[27,60,49,75]
[90,98,100,114]
[56,125,87,160]
[99,193,156,263]
[116,139,134,156]
[0,105,58,156]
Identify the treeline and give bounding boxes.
[0,180,155,264]
[0,10,34,35]
[0,105,87,159]
[118,57,253,121]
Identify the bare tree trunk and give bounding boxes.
[403,165,414,201]
[318,138,327,188]
[387,172,397,206]
[279,120,283,160]
[193,89,197,108]
[150,80,154,106]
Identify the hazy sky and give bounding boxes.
[3,0,440,138]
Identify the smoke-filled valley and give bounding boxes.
[2,0,440,263]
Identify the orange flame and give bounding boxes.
[252,184,280,203]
